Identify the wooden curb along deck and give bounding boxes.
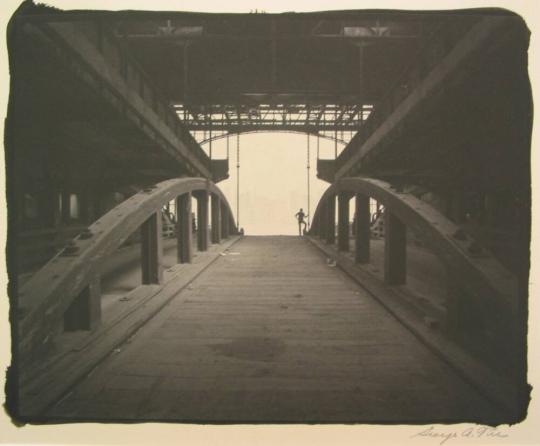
[45,236,504,424]
[19,236,241,417]
[307,235,514,420]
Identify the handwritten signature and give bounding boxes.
[411,426,509,445]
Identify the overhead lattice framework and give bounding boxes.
[173,103,374,131]
[108,11,478,144]
[173,103,373,144]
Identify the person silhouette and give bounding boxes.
[295,208,307,235]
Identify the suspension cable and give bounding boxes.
[209,125,212,159]
[334,129,338,158]
[307,133,311,230]
[236,133,240,228]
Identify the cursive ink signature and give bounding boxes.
[411,425,509,445]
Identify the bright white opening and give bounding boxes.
[216,132,339,235]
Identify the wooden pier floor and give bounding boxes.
[48,236,500,423]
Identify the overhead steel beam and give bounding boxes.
[16,8,442,25]
[37,21,212,178]
[197,129,349,146]
[335,17,510,180]
[170,90,376,105]
[119,33,419,42]
[184,122,363,131]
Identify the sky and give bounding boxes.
[198,132,345,235]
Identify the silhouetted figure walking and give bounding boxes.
[295,208,307,235]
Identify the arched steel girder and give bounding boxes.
[311,176,523,419]
[311,177,518,315]
[18,178,237,363]
[197,129,350,146]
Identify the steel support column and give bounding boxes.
[229,214,236,235]
[318,201,327,239]
[211,193,221,244]
[326,195,336,244]
[176,192,192,263]
[220,202,229,238]
[310,211,319,236]
[338,192,350,251]
[196,190,209,251]
[355,193,371,263]
[40,187,60,227]
[63,274,101,332]
[61,191,70,223]
[384,211,406,285]
[141,212,163,284]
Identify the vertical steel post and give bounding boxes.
[318,202,327,239]
[141,212,163,284]
[236,133,240,227]
[326,195,336,244]
[384,211,407,285]
[176,192,192,263]
[196,190,209,251]
[338,193,350,251]
[307,133,311,230]
[61,191,70,223]
[221,201,229,238]
[211,193,221,244]
[63,274,101,332]
[355,193,370,263]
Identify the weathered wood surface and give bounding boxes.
[19,237,241,417]
[308,235,517,420]
[48,236,501,423]
[40,21,212,178]
[18,177,236,364]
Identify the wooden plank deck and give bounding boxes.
[48,236,501,423]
